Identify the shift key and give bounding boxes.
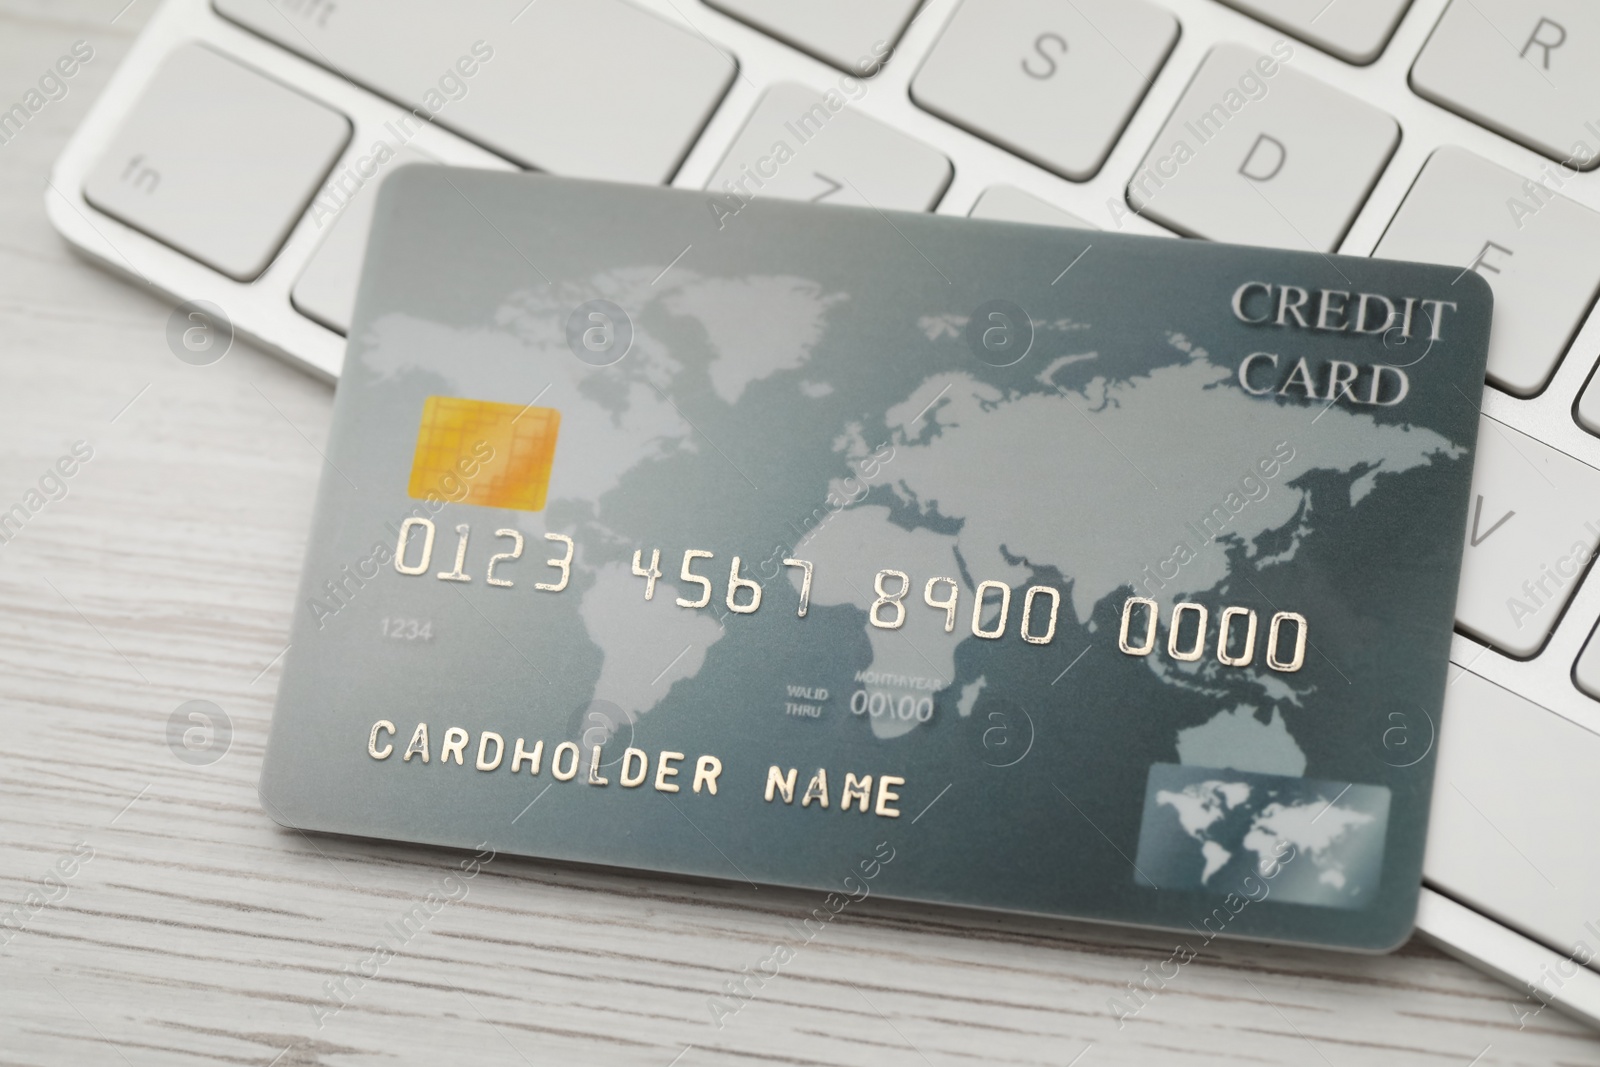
[214,0,735,183]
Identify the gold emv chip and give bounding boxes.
[407,396,560,511]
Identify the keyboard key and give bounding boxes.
[1578,624,1600,700]
[1426,669,1600,961]
[706,83,951,211]
[1125,44,1397,251]
[214,0,735,183]
[292,148,438,335]
[82,44,349,282]
[1373,147,1600,398]
[1412,0,1600,169]
[1217,0,1412,65]
[1454,415,1600,658]
[969,185,1093,228]
[704,0,919,75]
[911,0,1177,182]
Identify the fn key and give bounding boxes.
[84,44,350,282]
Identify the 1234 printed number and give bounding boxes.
[380,617,433,641]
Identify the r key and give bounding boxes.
[1412,0,1600,169]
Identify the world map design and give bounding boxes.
[1134,764,1391,908]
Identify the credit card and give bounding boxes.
[262,167,1492,950]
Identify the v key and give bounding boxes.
[1469,494,1514,547]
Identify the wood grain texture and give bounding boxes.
[1,4,1598,1064]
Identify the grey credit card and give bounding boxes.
[262,167,1492,950]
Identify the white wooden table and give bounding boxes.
[2,4,1598,1064]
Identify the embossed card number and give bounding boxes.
[389,519,1074,646]
[1117,595,1306,672]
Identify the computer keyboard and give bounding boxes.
[45,0,1600,1019]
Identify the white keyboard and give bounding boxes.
[48,0,1600,1026]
